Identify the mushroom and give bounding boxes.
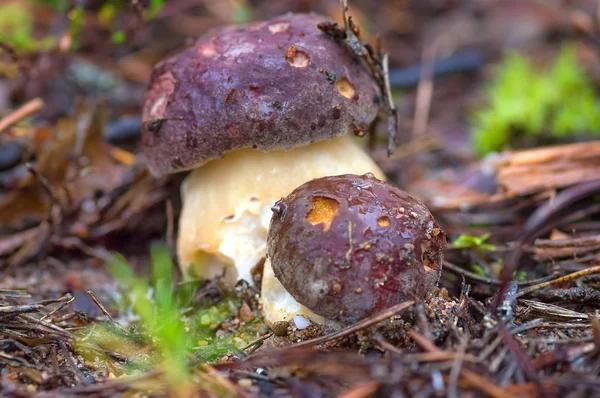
[141,13,385,287]
[264,173,446,326]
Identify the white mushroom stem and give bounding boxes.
[261,258,341,327]
[177,134,385,325]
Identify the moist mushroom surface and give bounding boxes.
[265,173,446,325]
[140,13,386,287]
[142,13,380,175]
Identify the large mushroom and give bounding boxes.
[141,14,386,287]
[264,173,446,326]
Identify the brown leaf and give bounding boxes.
[0,103,129,231]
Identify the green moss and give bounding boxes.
[193,297,241,334]
[194,318,264,363]
[189,296,266,362]
[111,30,125,44]
[75,243,265,388]
[470,264,487,277]
[512,270,527,282]
[0,3,54,52]
[472,45,600,156]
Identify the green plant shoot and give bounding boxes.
[452,233,496,252]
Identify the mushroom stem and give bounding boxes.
[262,258,340,327]
[177,135,385,289]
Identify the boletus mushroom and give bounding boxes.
[141,14,386,287]
[264,173,446,326]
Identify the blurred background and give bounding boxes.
[3,0,600,150]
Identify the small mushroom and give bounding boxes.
[263,173,446,325]
[141,14,385,287]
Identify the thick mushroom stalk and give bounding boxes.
[261,258,334,327]
[178,135,385,290]
[265,174,447,326]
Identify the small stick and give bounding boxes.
[201,364,248,397]
[345,220,354,265]
[497,323,541,390]
[516,265,600,298]
[86,290,114,322]
[412,41,438,139]
[412,351,477,363]
[86,290,129,334]
[374,334,478,363]
[58,340,87,384]
[57,237,111,261]
[415,302,433,340]
[0,289,31,298]
[409,330,508,398]
[242,332,273,352]
[50,345,60,376]
[40,296,75,322]
[448,333,469,398]
[381,53,398,155]
[443,261,558,287]
[18,313,71,338]
[0,294,73,314]
[373,334,403,355]
[0,98,45,133]
[409,329,438,352]
[286,300,414,349]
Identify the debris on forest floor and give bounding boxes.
[2,0,600,397]
[496,141,600,196]
[0,102,174,268]
[410,141,600,249]
[416,140,600,212]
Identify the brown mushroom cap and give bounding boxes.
[141,13,380,176]
[267,173,446,323]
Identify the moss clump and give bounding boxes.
[0,3,54,52]
[76,244,265,388]
[472,45,600,156]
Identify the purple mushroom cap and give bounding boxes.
[267,173,446,323]
[141,13,380,176]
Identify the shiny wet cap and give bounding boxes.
[141,13,380,176]
[267,173,446,323]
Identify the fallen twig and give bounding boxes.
[495,179,600,310]
[516,265,600,298]
[287,300,414,349]
[0,294,73,315]
[40,296,75,322]
[0,98,44,134]
[409,330,509,398]
[0,289,31,298]
[443,261,558,287]
[85,290,114,322]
